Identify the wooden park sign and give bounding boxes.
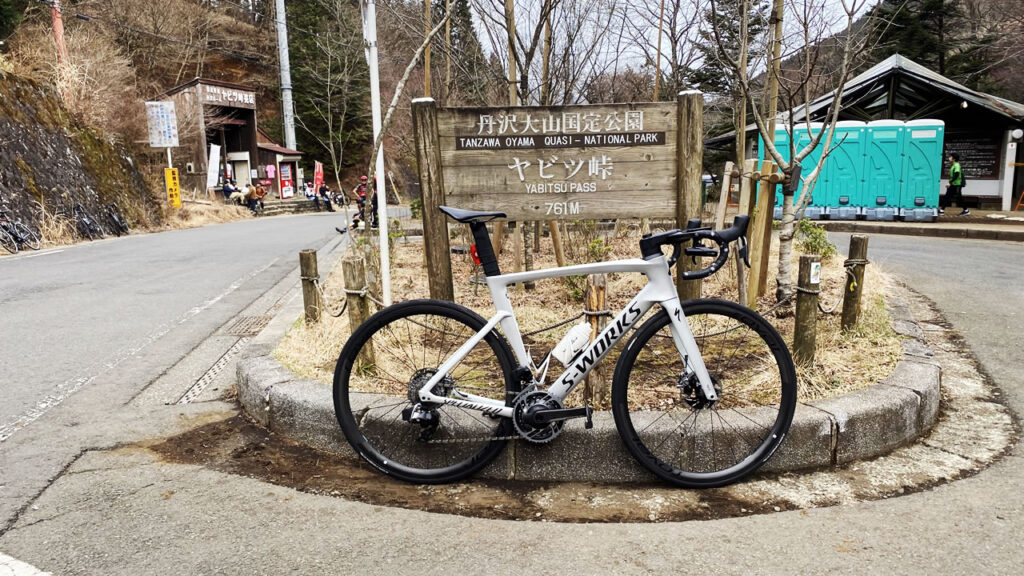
[413,92,704,301]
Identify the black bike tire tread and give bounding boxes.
[333,299,519,484]
[611,298,797,488]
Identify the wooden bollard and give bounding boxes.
[300,249,321,325]
[342,254,374,367]
[841,234,869,331]
[794,254,821,365]
[583,274,609,406]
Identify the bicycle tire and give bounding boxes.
[334,299,519,484]
[611,299,797,488]
[13,222,41,250]
[0,227,18,254]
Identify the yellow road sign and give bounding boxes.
[165,168,181,209]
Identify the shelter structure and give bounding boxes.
[156,78,303,199]
[710,54,1024,210]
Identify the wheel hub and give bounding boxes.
[407,368,454,406]
[678,372,722,409]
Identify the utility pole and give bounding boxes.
[275,0,297,150]
[423,0,431,97]
[359,0,392,306]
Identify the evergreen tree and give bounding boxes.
[0,0,28,43]
[287,0,371,178]
[687,0,770,97]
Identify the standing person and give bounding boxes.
[941,153,969,216]
[351,176,369,229]
[369,176,379,229]
[245,184,260,215]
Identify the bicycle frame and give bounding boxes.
[416,252,718,418]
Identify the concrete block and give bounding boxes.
[268,378,350,455]
[883,358,941,433]
[495,412,655,483]
[886,297,914,323]
[237,355,295,427]
[902,339,934,358]
[812,384,921,465]
[892,319,925,340]
[761,402,834,473]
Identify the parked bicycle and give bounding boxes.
[0,205,42,254]
[70,203,105,240]
[333,206,797,488]
[101,202,130,236]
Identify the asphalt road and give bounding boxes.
[0,214,344,438]
[0,226,1021,574]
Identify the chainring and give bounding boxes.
[512,390,564,444]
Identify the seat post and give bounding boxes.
[469,221,501,276]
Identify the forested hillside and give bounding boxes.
[0,0,1021,196]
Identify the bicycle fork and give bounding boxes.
[661,298,719,403]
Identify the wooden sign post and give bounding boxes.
[414,95,704,301]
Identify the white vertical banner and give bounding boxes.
[206,144,222,190]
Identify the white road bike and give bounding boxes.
[333,206,797,488]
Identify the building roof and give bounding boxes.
[258,143,303,156]
[155,77,256,100]
[707,54,1024,147]
[256,128,302,155]
[795,54,1024,123]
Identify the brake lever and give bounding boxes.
[738,235,751,268]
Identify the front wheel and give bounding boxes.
[334,299,519,484]
[14,222,41,250]
[612,299,797,488]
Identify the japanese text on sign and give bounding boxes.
[440,102,678,221]
[164,168,181,209]
[146,101,179,148]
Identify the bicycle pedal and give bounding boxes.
[584,406,593,430]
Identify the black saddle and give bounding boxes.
[438,206,506,223]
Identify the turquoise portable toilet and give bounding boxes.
[792,122,827,220]
[900,119,945,222]
[824,121,866,220]
[757,125,790,220]
[862,120,904,220]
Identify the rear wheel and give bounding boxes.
[612,299,797,488]
[334,299,519,484]
[0,227,18,254]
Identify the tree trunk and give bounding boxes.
[775,191,796,301]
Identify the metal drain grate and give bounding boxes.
[176,337,250,404]
[226,315,273,336]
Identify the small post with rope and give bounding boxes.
[794,254,821,365]
[841,234,869,331]
[300,249,321,325]
[343,253,375,367]
[583,274,609,406]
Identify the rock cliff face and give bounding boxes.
[0,70,158,228]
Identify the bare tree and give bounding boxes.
[708,0,872,301]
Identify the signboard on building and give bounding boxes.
[198,84,256,110]
[165,168,181,209]
[944,132,1002,179]
[145,101,179,148]
[437,103,678,220]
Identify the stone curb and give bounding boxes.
[237,277,942,483]
[819,221,1024,242]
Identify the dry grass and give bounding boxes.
[275,218,902,404]
[159,200,253,230]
